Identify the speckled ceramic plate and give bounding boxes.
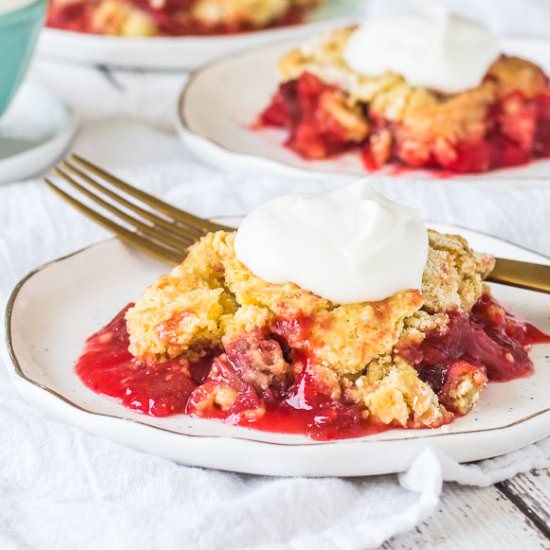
[177,36,550,180]
[3,222,550,476]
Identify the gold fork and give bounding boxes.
[44,154,230,265]
[44,154,550,295]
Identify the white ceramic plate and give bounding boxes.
[0,84,77,184]
[3,222,550,477]
[37,1,362,69]
[177,36,550,180]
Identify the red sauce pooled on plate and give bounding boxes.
[75,296,549,440]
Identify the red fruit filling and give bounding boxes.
[259,72,550,174]
[75,306,210,416]
[259,73,362,159]
[75,295,549,440]
[47,1,314,36]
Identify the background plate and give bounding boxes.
[37,0,363,69]
[177,36,550,180]
[3,222,550,476]
[0,84,77,185]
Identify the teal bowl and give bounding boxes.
[0,0,46,117]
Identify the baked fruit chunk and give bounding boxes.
[74,229,549,439]
[259,26,550,173]
[46,0,317,36]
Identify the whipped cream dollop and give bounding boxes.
[0,0,36,15]
[343,8,500,93]
[234,181,428,304]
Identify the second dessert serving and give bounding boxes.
[259,9,550,174]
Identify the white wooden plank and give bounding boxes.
[382,477,549,549]
[497,469,550,537]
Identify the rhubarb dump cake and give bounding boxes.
[46,0,317,36]
[74,183,549,440]
[258,11,550,174]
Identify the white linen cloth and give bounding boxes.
[0,47,549,548]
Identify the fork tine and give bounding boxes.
[71,154,229,233]
[54,166,194,251]
[44,178,185,265]
[61,160,204,242]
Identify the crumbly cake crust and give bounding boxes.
[278,26,548,119]
[125,228,495,428]
[422,230,495,313]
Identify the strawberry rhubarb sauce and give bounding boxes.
[75,295,549,440]
[46,0,314,36]
[259,72,550,174]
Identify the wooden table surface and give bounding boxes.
[384,469,550,548]
[30,60,550,550]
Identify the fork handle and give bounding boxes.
[487,258,550,294]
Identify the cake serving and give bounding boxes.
[74,182,549,440]
[259,10,550,174]
[46,0,317,36]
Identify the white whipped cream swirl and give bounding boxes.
[234,180,428,304]
[343,8,500,94]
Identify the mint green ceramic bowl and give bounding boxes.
[0,0,46,117]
